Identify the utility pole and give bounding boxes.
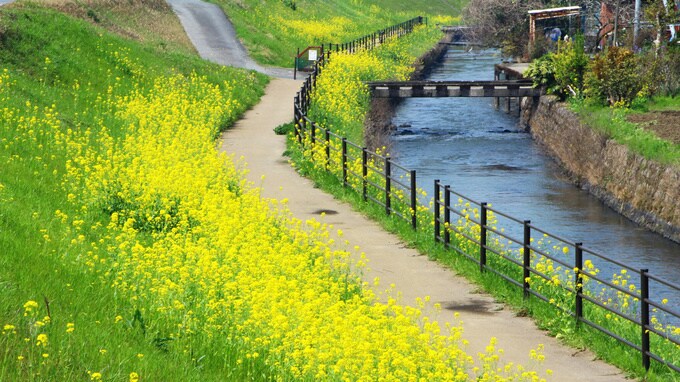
[634,0,641,49]
[613,0,622,46]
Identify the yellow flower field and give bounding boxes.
[0,25,551,380]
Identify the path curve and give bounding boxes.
[166,0,295,78]
[169,0,629,379]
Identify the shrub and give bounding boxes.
[525,53,558,94]
[655,45,680,97]
[526,36,589,100]
[552,35,589,99]
[585,46,642,106]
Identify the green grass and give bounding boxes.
[646,95,680,111]
[210,0,463,67]
[0,3,269,380]
[570,99,680,166]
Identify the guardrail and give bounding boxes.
[291,16,680,375]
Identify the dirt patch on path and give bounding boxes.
[628,111,680,144]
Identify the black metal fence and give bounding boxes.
[434,180,680,373]
[294,17,425,229]
[291,17,680,375]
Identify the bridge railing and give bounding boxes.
[291,16,680,376]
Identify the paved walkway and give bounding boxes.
[169,1,628,380]
[166,0,295,78]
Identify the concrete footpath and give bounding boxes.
[168,0,628,379]
[219,79,627,381]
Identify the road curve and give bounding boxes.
[166,0,295,78]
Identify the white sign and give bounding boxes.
[309,49,318,61]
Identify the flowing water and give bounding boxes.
[390,47,680,314]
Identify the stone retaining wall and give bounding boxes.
[527,96,680,243]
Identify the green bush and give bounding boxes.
[525,53,558,94]
[526,36,588,100]
[552,35,588,99]
[655,45,680,97]
[585,46,642,107]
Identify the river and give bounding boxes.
[390,47,679,314]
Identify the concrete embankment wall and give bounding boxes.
[527,96,680,243]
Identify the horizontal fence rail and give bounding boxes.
[433,180,680,373]
[291,16,680,375]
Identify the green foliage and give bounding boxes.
[282,0,297,11]
[551,35,588,99]
[525,53,557,94]
[274,122,294,135]
[571,103,680,165]
[526,36,589,100]
[585,47,642,107]
[214,0,463,67]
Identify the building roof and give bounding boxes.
[528,6,581,21]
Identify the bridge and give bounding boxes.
[367,80,543,98]
[366,80,543,115]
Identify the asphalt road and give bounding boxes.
[166,0,295,78]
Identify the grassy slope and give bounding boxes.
[211,0,463,66]
[571,98,680,166]
[0,3,267,380]
[39,0,196,55]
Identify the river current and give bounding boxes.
[390,47,679,310]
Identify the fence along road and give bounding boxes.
[166,2,629,378]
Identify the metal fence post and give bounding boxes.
[410,170,417,230]
[523,220,531,298]
[294,47,299,80]
[341,138,348,186]
[385,155,391,216]
[575,243,584,323]
[641,269,651,371]
[325,129,330,169]
[310,122,316,146]
[444,185,451,245]
[480,202,488,272]
[362,148,368,201]
[434,180,440,242]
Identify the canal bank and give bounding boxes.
[389,45,680,306]
[526,96,680,244]
[368,36,680,248]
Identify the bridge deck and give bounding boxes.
[367,80,542,98]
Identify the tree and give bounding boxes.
[646,0,680,51]
[463,0,544,59]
